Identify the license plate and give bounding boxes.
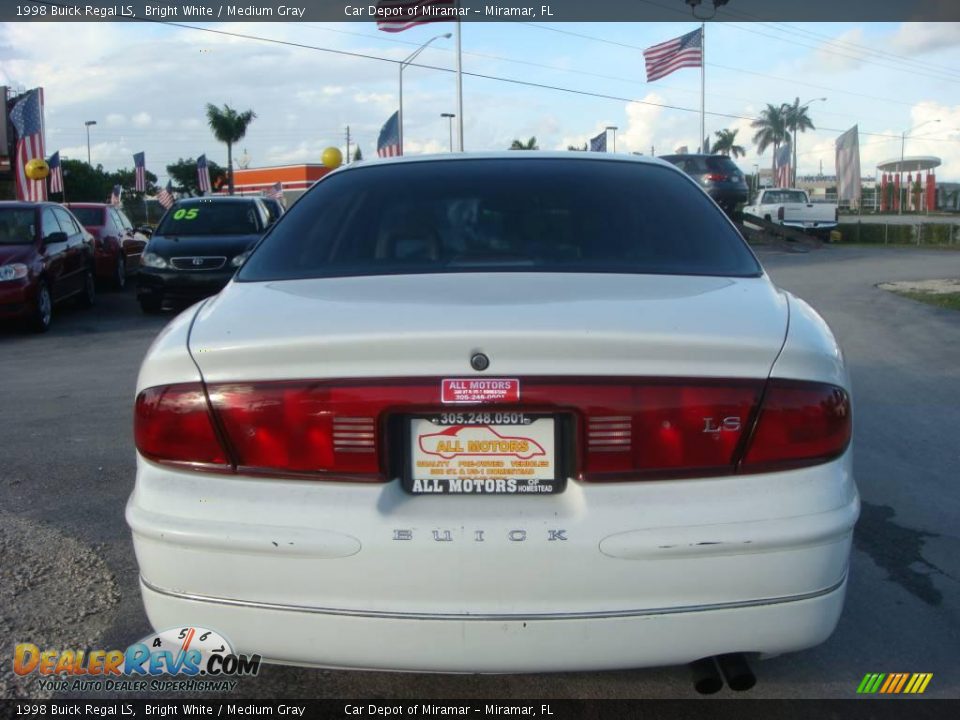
[406,414,560,495]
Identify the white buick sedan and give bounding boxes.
[127,154,858,682]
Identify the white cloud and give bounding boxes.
[620,94,665,154]
[889,22,960,55]
[132,112,152,127]
[807,28,868,74]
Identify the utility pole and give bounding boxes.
[345,126,351,165]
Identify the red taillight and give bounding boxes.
[741,381,851,472]
[134,378,850,482]
[777,206,785,221]
[705,173,728,182]
[135,383,229,468]
[582,383,762,480]
[210,382,381,480]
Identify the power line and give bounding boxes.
[522,23,949,109]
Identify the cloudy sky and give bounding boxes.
[2,20,960,183]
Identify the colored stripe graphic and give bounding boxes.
[858,672,932,694]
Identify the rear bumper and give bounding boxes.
[707,188,748,207]
[128,453,858,672]
[94,250,120,280]
[138,575,848,673]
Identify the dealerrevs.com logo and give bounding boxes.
[14,627,261,693]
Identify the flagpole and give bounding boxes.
[456,19,464,151]
[700,22,705,154]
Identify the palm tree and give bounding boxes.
[751,103,791,178]
[782,98,816,186]
[509,136,538,150]
[205,103,257,195]
[712,128,746,158]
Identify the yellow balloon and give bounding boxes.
[322,147,343,170]
[25,158,50,181]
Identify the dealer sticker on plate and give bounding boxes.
[407,414,559,494]
[441,378,520,405]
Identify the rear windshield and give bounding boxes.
[156,201,261,236]
[69,207,105,227]
[238,159,761,281]
[761,190,808,204]
[662,156,741,174]
[0,208,36,245]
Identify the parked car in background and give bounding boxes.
[742,189,839,239]
[136,196,270,313]
[66,203,149,289]
[658,154,749,216]
[259,197,285,225]
[128,154,857,676]
[0,201,96,332]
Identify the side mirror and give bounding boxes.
[45,231,68,244]
[136,225,153,238]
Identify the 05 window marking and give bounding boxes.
[172,208,199,220]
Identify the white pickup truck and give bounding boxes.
[742,189,838,237]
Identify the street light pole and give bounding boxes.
[899,118,940,214]
[441,113,455,153]
[790,97,826,186]
[605,125,618,153]
[399,33,452,155]
[84,120,97,165]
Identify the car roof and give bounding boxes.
[0,201,60,209]
[64,202,111,208]
[175,196,264,204]
[331,151,679,175]
[659,154,735,160]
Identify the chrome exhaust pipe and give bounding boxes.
[689,657,724,695]
[716,653,756,692]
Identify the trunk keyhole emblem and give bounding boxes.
[471,353,490,372]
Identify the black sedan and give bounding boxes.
[136,196,270,313]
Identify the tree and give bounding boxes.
[712,128,746,158]
[55,160,113,202]
[353,146,363,162]
[700,136,711,154]
[782,98,816,186]
[751,103,791,178]
[509,136,538,150]
[166,158,227,197]
[567,143,588,151]
[205,103,257,195]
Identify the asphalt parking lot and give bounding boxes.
[2,244,958,701]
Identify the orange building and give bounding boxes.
[230,164,334,202]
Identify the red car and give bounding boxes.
[65,203,149,290]
[0,201,96,332]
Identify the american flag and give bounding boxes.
[157,180,175,209]
[643,28,703,83]
[589,131,607,152]
[265,181,283,201]
[134,152,146,192]
[10,88,47,202]
[197,154,211,194]
[375,0,455,33]
[111,184,122,206]
[48,151,64,194]
[377,111,402,157]
[775,142,793,188]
